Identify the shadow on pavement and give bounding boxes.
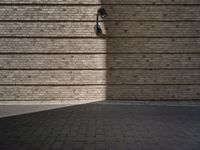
[0,103,200,150]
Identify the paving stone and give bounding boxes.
[0,104,200,150]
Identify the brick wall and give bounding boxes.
[0,0,200,101]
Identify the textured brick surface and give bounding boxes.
[0,0,200,4]
[0,0,200,101]
[0,85,199,101]
[0,104,200,150]
[0,38,200,54]
[1,70,200,84]
[1,6,200,21]
[0,54,200,69]
[0,22,200,37]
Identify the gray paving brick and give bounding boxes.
[0,104,200,150]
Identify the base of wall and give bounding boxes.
[1,100,200,107]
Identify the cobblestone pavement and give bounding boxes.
[0,103,200,150]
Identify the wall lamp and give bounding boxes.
[94,8,108,34]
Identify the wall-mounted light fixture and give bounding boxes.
[94,8,108,34]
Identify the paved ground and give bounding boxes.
[0,102,200,150]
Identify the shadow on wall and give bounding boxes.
[96,1,135,100]
[99,1,200,101]
[101,1,155,100]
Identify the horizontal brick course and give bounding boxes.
[0,70,200,85]
[0,54,199,69]
[1,38,200,54]
[0,85,199,101]
[0,0,200,4]
[0,6,200,21]
[0,22,200,37]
